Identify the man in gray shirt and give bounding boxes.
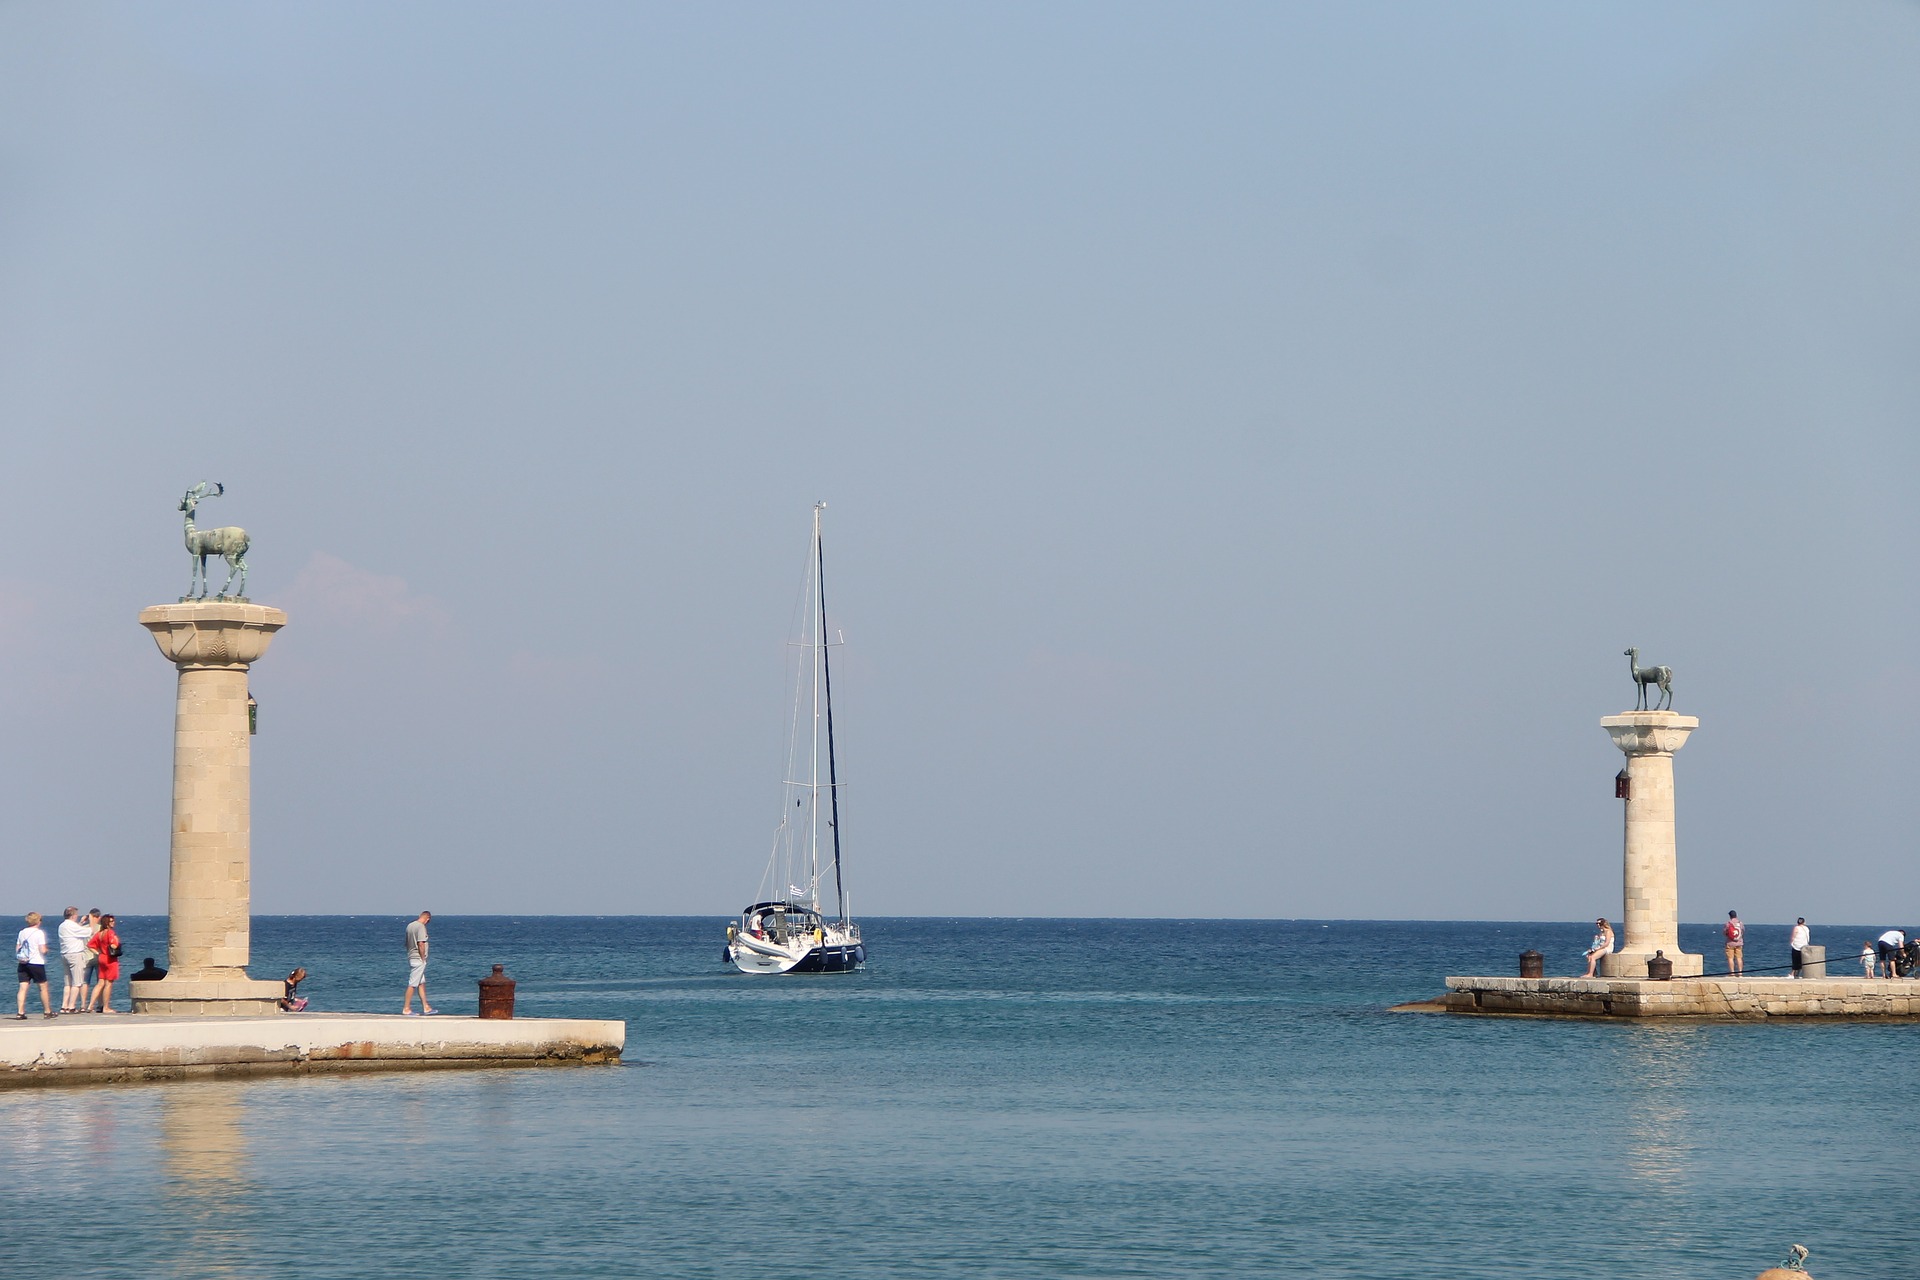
[403,911,435,1015]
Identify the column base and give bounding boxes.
[1599,950,1704,979]
[131,976,285,1016]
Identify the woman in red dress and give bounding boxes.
[87,914,122,1013]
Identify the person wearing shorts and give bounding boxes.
[81,908,102,992]
[1724,911,1745,976]
[16,912,53,1019]
[1876,929,1905,979]
[403,911,435,1015]
[56,906,90,1011]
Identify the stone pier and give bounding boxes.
[0,1013,625,1087]
[1598,711,1703,978]
[132,601,288,1015]
[1424,697,1917,1020]
[1444,975,1920,1020]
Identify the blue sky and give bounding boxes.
[1,2,1914,922]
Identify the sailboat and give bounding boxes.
[724,503,867,975]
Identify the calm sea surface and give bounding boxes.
[3,916,1914,1279]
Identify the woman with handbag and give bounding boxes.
[87,914,123,1013]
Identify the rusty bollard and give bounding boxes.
[478,964,516,1019]
[1518,950,1544,979]
[1646,950,1674,981]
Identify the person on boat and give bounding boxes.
[1580,918,1614,978]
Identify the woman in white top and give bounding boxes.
[1788,918,1811,979]
[1581,918,1614,978]
[15,912,53,1018]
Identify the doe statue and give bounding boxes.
[178,481,250,601]
[1623,646,1673,711]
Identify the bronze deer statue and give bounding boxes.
[180,482,250,600]
[1624,647,1672,711]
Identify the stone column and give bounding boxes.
[132,602,288,1015]
[1598,711,1702,978]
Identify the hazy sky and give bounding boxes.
[2,3,1914,923]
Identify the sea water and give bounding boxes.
[2,917,1913,1279]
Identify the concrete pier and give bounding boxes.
[0,1013,624,1088]
[1444,975,1920,1020]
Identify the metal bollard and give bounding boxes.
[1646,950,1674,981]
[1518,950,1544,979]
[478,964,516,1019]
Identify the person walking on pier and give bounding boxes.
[1724,911,1745,976]
[1789,918,1811,979]
[15,912,53,1019]
[56,907,90,1012]
[403,911,435,1015]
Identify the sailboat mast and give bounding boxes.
[807,503,823,909]
[817,506,848,927]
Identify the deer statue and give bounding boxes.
[1623,647,1673,711]
[180,482,250,600]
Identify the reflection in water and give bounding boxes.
[160,1084,254,1278]
[1620,1024,1703,1193]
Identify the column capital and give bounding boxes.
[140,602,287,670]
[1601,711,1699,757]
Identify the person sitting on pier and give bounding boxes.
[278,967,309,1012]
[130,957,167,982]
[1581,918,1614,978]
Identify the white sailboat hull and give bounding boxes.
[726,918,866,975]
[729,932,811,974]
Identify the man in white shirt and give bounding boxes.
[16,912,53,1018]
[1876,929,1906,979]
[403,911,435,1016]
[56,907,91,1012]
[1788,918,1811,979]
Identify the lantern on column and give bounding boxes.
[1614,768,1630,800]
[247,692,258,735]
